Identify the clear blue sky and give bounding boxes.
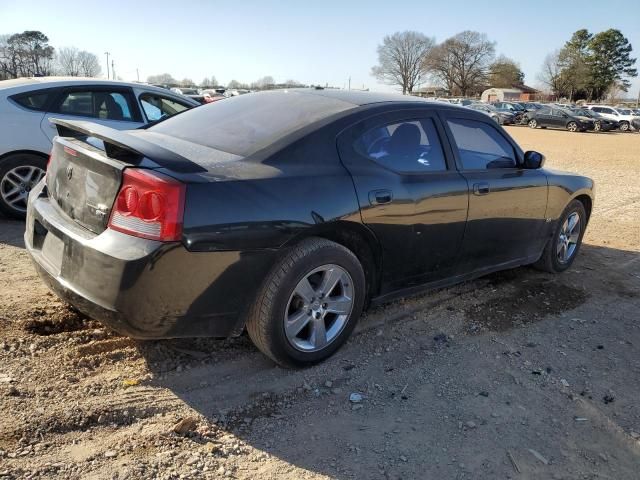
[1,0,639,95]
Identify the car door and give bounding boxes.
[535,107,553,127]
[135,91,194,123]
[40,86,144,142]
[337,109,468,292]
[440,112,548,273]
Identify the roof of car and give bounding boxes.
[0,76,179,94]
[289,88,438,106]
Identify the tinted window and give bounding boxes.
[151,90,355,156]
[140,93,190,122]
[447,118,516,170]
[538,107,551,115]
[55,90,135,121]
[355,118,447,173]
[11,91,51,111]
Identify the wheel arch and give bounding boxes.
[574,193,593,223]
[281,220,383,303]
[0,149,49,164]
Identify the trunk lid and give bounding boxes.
[46,138,124,234]
[46,118,207,234]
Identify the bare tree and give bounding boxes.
[371,31,435,94]
[56,46,80,75]
[252,75,275,90]
[538,50,567,99]
[179,78,194,87]
[426,31,495,96]
[147,73,176,85]
[201,76,217,87]
[77,51,101,77]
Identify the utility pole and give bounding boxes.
[136,68,140,82]
[111,60,115,80]
[348,76,351,90]
[636,87,639,109]
[104,52,110,79]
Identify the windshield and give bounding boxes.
[150,90,356,156]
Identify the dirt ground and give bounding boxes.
[1,127,639,480]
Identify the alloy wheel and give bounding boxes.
[620,122,629,132]
[284,264,354,352]
[528,119,537,128]
[567,122,578,132]
[593,122,601,132]
[0,165,45,214]
[556,212,581,264]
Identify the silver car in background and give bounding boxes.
[0,77,199,218]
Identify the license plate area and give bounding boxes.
[40,228,65,276]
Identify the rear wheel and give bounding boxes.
[0,154,47,219]
[567,121,578,132]
[528,119,538,128]
[246,238,366,367]
[535,200,586,273]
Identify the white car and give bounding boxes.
[0,77,199,218]
[585,105,636,132]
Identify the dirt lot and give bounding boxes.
[1,127,639,480]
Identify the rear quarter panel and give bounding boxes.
[180,132,362,252]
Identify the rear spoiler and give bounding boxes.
[50,118,206,174]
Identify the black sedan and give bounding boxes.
[25,90,594,367]
[570,108,619,132]
[527,106,595,132]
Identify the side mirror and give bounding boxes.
[523,151,545,169]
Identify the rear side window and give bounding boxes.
[150,90,355,156]
[447,118,516,170]
[10,91,51,111]
[54,90,136,121]
[140,93,190,122]
[355,118,447,173]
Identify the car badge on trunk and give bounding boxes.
[66,166,73,180]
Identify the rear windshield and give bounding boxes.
[150,90,356,156]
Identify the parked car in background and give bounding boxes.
[466,102,515,125]
[569,108,618,132]
[527,106,594,132]
[171,87,209,104]
[516,101,545,112]
[632,116,640,131]
[25,89,593,367]
[585,105,636,131]
[0,77,198,218]
[492,101,527,124]
[200,89,226,103]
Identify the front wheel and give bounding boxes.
[619,121,630,132]
[567,121,578,132]
[246,238,366,367]
[528,119,538,128]
[535,200,587,273]
[593,121,602,132]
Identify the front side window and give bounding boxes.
[140,93,191,122]
[55,90,135,121]
[446,118,516,170]
[354,118,447,173]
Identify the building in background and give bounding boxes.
[481,84,540,103]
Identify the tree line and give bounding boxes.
[539,29,637,101]
[146,73,306,90]
[372,29,637,101]
[0,30,102,80]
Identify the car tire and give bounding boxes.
[534,199,587,274]
[619,121,630,132]
[567,121,578,132]
[0,153,47,219]
[528,119,538,128]
[593,121,601,132]
[246,237,366,368]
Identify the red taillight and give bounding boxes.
[108,169,185,242]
